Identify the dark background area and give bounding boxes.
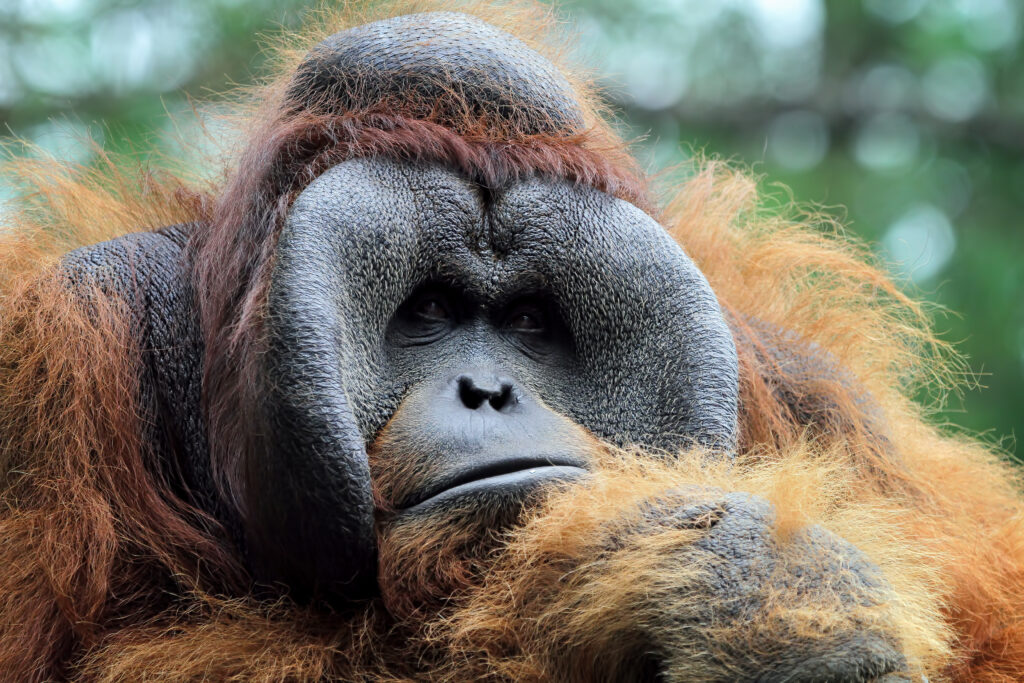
[2,0,1020,456]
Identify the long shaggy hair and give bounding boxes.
[2,1,1023,681]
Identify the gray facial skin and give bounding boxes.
[253,158,739,595]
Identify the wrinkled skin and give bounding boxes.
[635,491,906,682]
[59,10,910,681]
[258,159,738,589]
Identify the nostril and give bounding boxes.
[456,375,517,412]
[488,382,515,412]
[457,376,487,410]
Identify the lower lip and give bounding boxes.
[400,465,588,517]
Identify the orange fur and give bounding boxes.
[2,1,1023,680]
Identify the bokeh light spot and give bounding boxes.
[882,203,957,283]
[922,55,989,122]
[853,113,920,170]
[767,109,829,171]
[863,0,926,25]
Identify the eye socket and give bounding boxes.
[501,300,558,360]
[412,296,451,322]
[391,287,459,346]
[505,308,546,334]
[500,297,568,360]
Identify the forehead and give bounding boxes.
[286,156,668,269]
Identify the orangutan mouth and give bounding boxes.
[399,459,588,514]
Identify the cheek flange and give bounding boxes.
[489,178,740,453]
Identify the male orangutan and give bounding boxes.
[2,2,1023,681]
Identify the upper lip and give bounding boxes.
[397,455,587,510]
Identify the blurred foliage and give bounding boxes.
[1,0,1021,455]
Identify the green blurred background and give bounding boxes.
[1,0,1021,456]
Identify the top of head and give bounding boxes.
[286,11,585,134]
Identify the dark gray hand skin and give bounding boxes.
[626,491,909,682]
[58,10,907,681]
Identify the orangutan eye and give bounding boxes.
[502,298,553,337]
[390,287,460,346]
[499,298,565,361]
[507,310,545,333]
[414,297,450,322]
